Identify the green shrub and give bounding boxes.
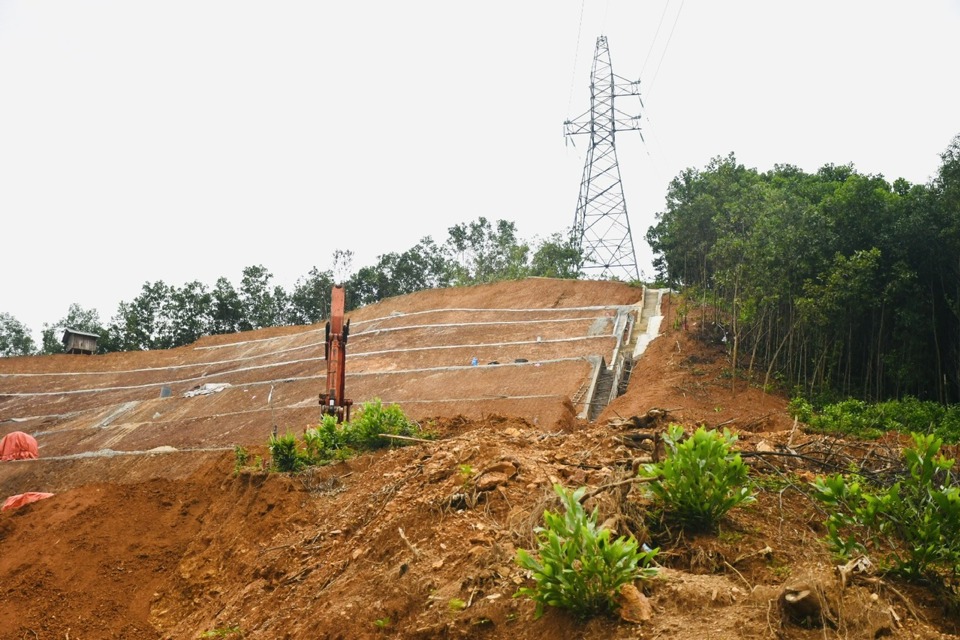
[303,414,349,462]
[812,432,960,582]
[233,445,249,474]
[267,401,428,472]
[790,396,960,443]
[347,399,417,449]
[639,424,756,531]
[817,399,882,439]
[268,432,305,472]
[514,484,658,619]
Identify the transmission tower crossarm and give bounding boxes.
[563,115,592,137]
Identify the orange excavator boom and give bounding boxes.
[319,284,352,422]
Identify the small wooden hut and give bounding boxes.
[62,328,99,355]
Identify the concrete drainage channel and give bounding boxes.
[579,288,667,421]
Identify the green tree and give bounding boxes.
[933,134,960,402]
[646,144,960,402]
[647,154,756,287]
[445,217,529,284]
[42,303,109,354]
[108,282,173,351]
[346,237,452,308]
[210,276,243,335]
[168,280,213,346]
[239,265,282,330]
[287,266,334,325]
[529,231,584,279]
[0,312,36,357]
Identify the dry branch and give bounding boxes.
[378,433,435,444]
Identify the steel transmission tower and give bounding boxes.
[564,35,643,281]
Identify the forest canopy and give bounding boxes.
[646,134,960,403]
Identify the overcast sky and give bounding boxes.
[2,1,959,339]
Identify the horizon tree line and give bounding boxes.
[0,218,584,356]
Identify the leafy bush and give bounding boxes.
[233,445,249,474]
[789,396,960,443]
[267,400,428,472]
[812,432,960,582]
[639,424,756,531]
[346,399,418,449]
[303,414,350,462]
[268,432,305,472]
[514,484,658,619]
[787,397,814,423]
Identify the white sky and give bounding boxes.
[2,1,959,339]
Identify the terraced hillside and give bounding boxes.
[0,280,645,493]
[1,279,956,640]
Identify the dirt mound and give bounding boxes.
[1,280,957,639]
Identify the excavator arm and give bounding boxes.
[319,284,352,422]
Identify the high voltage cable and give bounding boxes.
[566,0,586,115]
[646,0,685,100]
[640,0,672,80]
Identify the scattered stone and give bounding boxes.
[475,471,510,491]
[479,460,519,478]
[755,440,776,453]
[619,583,653,623]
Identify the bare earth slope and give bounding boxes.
[0,279,956,639]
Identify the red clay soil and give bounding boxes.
[0,279,957,639]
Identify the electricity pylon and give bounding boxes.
[564,35,643,282]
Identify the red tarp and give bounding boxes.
[0,431,39,461]
[2,492,54,511]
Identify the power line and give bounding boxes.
[640,0,672,80]
[646,0,685,100]
[566,0,586,115]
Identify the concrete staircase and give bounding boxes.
[580,287,667,421]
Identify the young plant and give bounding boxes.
[347,398,418,449]
[639,424,756,531]
[514,484,658,619]
[268,431,304,473]
[812,432,960,582]
[264,401,429,473]
[457,464,474,486]
[303,414,349,462]
[233,445,249,474]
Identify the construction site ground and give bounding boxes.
[0,278,957,639]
